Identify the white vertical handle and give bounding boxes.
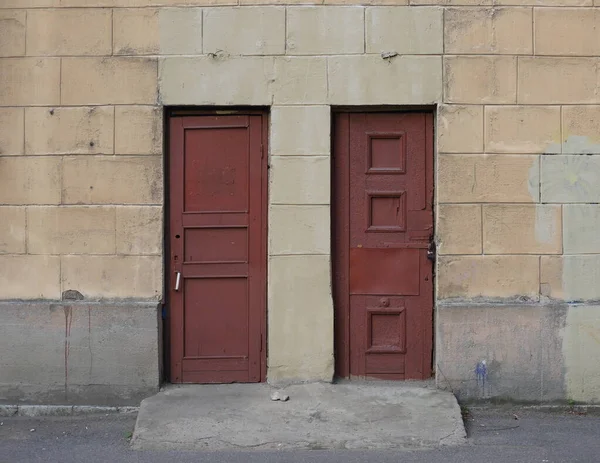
[175,271,181,291]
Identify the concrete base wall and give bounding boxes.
[0,301,160,406]
[436,302,600,404]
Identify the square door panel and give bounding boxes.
[367,133,406,174]
[367,308,406,353]
[367,192,406,232]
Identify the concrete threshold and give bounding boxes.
[131,382,466,451]
[0,405,138,417]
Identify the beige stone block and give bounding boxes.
[272,57,327,104]
[27,9,111,56]
[270,156,330,205]
[485,106,560,154]
[0,108,24,155]
[437,105,483,153]
[438,255,539,300]
[437,204,482,255]
[204,7,285,55]
[271,106,330,156]
[268,254,333,383]
[269,205,329,255]
[564,305,600,403]
[535,8,600,56]
[562,106,600,154]
[366,7,443,54]
[563,205,600,254]
[411,0,491,4]
[0,255,60,299]
[328,55,442,105]
[62,156,162,205]
[0,11,25,57]
[159,56,274,105]
[518,57,599,104]
[444,7,532,54]
[1,0,58,6]
[438,154,539,203]
[158,8,203,54]
[114,8,159,55]
[61,255,162,299]
[0,58,60,106]
[444,56,516,104]
[115,106,162,155]
[242,0,319,5]
[541,255,600,301]
[483,205,561,255]
[496,0,591,6]
[27,206,116,255]
[62,0,236,5]
[25,106,114,155]
[542,155,600,203]
[0,157,60,205]
[61,57,158,105]
[0,207,26,254]
[116,206,162,255]
[287,7,364,55]
[325,0,404,4]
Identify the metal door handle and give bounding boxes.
[175,271,181,291]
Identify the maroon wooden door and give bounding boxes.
[333,112,434,380]
[169,113,267,383]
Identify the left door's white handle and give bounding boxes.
[175,271,181,291]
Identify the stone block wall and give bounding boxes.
[1,1,600,403]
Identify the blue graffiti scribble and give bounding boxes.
[475,360,488,388]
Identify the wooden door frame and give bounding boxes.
[164,107,269,383]
[331,109,435,379]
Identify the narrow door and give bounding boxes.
[333,112,434,380]
[169,114,267,383]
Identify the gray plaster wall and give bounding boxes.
[436,302,600,404]
[0,301,160,406]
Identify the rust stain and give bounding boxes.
[64,306,73,399]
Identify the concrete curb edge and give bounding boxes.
[0,405,139,417]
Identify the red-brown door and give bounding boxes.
[169,113,267,383]
[333,112,434,380]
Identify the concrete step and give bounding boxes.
[131,382,466,451]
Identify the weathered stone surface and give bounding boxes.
[270,106,330,155]
[116,206,163,255]
[0,301,159,406]
[268,255,334,383]
[27,206,116,255]
[27,8,111,56]
[0,207,26,254]
[0,157,61,205]
[25,106,114,155]
[61,255,162,299]
[437,105,483,153]
[541,155,600,203]
[436,303,566,402]
[269,205,329,255]
[113,8,159,55]
[287,7,364,55]
[562,106,600,154]
[61,57,158,105]
[114,106,162,155]
[518,57,599,104]
[158,7,203,54]
[62,156,162,205]
[535,8,600,56]
[0,255,60,299]
[541,255,600,302]
[483,205,562,254]
[485,105,561,154]
[438,154,539,203]
[563,205,600,254]
[159,56,274,105]
[438,255,540,300]
[444,7,532,54]
[365,7,443,54]
[0,58,60,106]
[204,7,285,55]
[270,156,330,205]
[0,108,24,155]
[0,10,25,57]
[272,57,327,105]
[444,56,517,104]
[328,55,442,105]
[437,204,482,255]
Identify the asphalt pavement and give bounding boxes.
[1,406,600,462]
